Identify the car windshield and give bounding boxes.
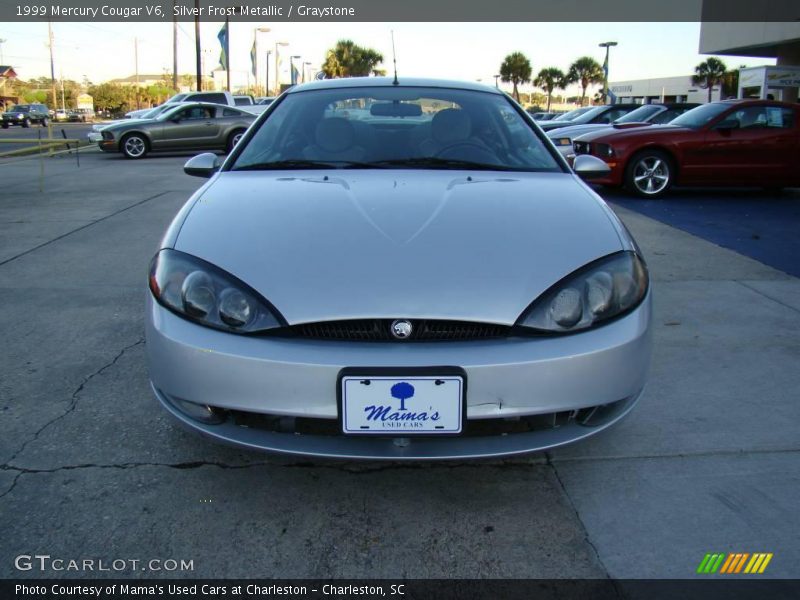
[165,93,188,104]
[615,105,662,123]
[568,106,609,124]
[10,105,30,112]
[231,86,562,173]
[553,107,591,121]
[668,103,730,129]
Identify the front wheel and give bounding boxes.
[1,122,8,129]
[227,129,246,153]
[40,118,49,127]
[21,118,30,128]
[121,133,148,159]
[625,150,673,198]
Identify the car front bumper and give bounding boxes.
[145,292,652,460]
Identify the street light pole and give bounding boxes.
[265,50,272,96]
[598,41,617,103]
[194,0,201,91]
[47,22,57,110]
[304,61,311,83]
[493,74,500,88]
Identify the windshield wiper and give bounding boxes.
[367,157,519,171]
[233,159,386,171]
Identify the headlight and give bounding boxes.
[517,251,648,333]
[553,137,572,147]
[595,143,615,158]
[148,249,285,334]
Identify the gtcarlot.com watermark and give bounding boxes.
[14,554,194,573]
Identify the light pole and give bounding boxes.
[274,41,288,94]
[598,41,617,103]
[264,50,272,96]
[493,74,500,88]
[303,61,311,83]
[253,27,270,95]
[289,55,301,85]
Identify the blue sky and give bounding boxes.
[0,21,773,93]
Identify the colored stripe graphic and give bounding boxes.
[706,553,773,575]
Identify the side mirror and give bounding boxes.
[184,153,221,178]
[714,119,739,131]
[573,154,611,180]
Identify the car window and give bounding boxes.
[231,86,562,173]
[178,106,215,120]
[186,93,227,105]
[222,108,244,117]
[765,107,794,129]
[233,98,251,106]
[596,108,631,124]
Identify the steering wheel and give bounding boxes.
[435,141,499,163]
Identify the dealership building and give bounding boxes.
[608,75,721,104]
[699,22,800,101]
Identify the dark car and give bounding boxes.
[571,99,800,197]
[2,103,50,128]
[539,103,641,132]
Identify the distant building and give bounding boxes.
[699,22,800,101]
[608,75,721,104]
[0,65,18,109]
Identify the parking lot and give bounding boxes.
[1,149,799,580]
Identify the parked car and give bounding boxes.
[71,108,95,122]
[256,96,276,106]
[527,111,559,121]
[571,99,800,198]
[91,102,256,159]
[547,103,700,157]
[549,106,594,122]
[95,103,183,133]
[233,95,255,106]
[2,103,50,128]
[54,109,70,122]
[539,103,641,132]
[163,91,268,115]
[145,77,652,459]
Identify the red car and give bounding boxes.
[571,99,799,198]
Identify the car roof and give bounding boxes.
[286,77,504,95]
[717,98,797,108]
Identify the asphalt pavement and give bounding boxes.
[0,151,798,582]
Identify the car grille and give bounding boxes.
[280,319,511,342]
[573,140,590,155]
[227,398,630,437]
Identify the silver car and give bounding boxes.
[145,78,652,460]
[94,102,255,159]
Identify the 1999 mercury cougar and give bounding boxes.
[145,78,652,459]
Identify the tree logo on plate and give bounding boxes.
[390,319,413,340]
[391,382,415,411]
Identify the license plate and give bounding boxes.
[341,374,464,435]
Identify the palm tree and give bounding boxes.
[533,67,566,112]
[321,40,384,79]
[567,57,604,106]
[692,57,728,102]
[499,52,532,102]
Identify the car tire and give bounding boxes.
[121,133,148,159]
[625,149,673,199]
[40,118,49,127]
[21,118,30,128]
[227,129,246,153]
[1,122,8,129]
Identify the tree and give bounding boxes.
[566,57,604,106]
[88,82,129,113]
[533,67,566,112]
[692,57,727,103]
[321,40,384,79]
[499,52,532,102]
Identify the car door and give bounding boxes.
[158,105,220,150]
[699,105,796,184]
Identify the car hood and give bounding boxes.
[575,124,689,144]
[174,170,625,325]
[547,123,613,139]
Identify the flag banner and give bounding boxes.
[291,63,300,85]
[217,23,228,71]
[250,40,257,77]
